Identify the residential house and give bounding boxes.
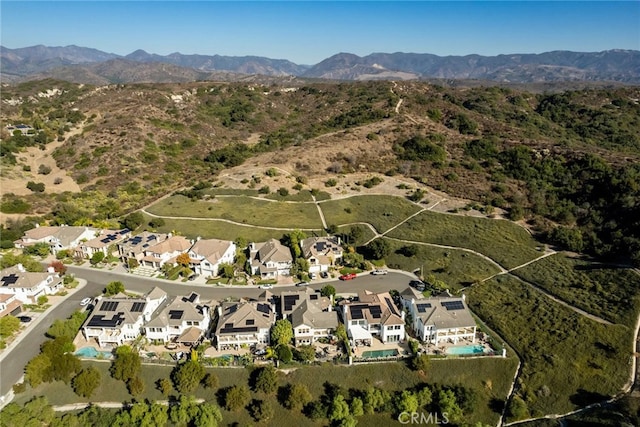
[140,234,192,270]
[214,298,275,350]
[6,124,34,135]
[188,238,236,277]
[0,294,23,318]
[249,239,293,279]
[402,290,476,345]
[118,232,170,267]
[280,288,338,346]
[300,236,343,273]
[82,287,167,348]
[75,229,131,259]
[341,290,405,345]
[14,225,98,255]
[144,293,211,346]
[0,264,63,304]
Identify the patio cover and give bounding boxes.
[348,325,372,341]
[177,326,202,344]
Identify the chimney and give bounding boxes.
[401,311,406,321]
[168,232,173,238]
[47,266,55,273]
[462,294,466,301]
[217,306,222,317]
[196,236,201,241]
[16,263,25,272]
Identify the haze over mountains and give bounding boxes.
[1,44,639,85]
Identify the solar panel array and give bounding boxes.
[131,302,145,312]
[187,293,198,303]
[257,303,271,315]
[87,313,125,328]
[169,310,184,320]
[1,274,19,287]
[246,319,255,325]
[283,295,300,312]
[310,294,318,300]
[119,229,130,235]
[315,241,327,251]
[220,325,258,334]
[369,306,382,319]
[130,236,143,245]
[100,301,119,311]
[416,303,432,313]
[100,234,119,244]
[385,298,399,316]
[349,304,368,320]
[441,301,465,311]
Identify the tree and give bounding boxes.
[320,285,336,298]
[249,399,274,422]
[110,345,141,383]
[253,365,278,394]
[122,212,144,230]
[437,389,463,424]
[25,354,51,387]
[224,385,250,411]
[127,375,145,396]
[37,295,49,306]
[0,316,20,338]
[270,319,293,347]
[282,230,306,259]
[157,377,173,397]
[507,395,529,420]
[72,366,101,398]
[90,251,105,265]
[202,372,219,389]
[172,360,206,394]
[277,344,293,363]
[217,263,234,279]
[363,387,391,414]
[329,394,351,421]
[104,281,124,296]
[176,252,191,267]
[350,397,364,417]
[193,403,223,427]
[148,218,165,228]
[284,383,312,410]
[411,354,430,372]
[48,260,67,275]
[294,344,316,363]
[366,239,391,260]
[23,242,51,257]
[395,390,419,414]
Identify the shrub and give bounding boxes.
[38,164,52,175]
[325,178,338,187]
[26,181,45,193]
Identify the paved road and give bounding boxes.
[0,265,416,397]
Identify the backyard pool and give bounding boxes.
[361,349,399,359]
[75,347,113,359]
[446,344,485,355]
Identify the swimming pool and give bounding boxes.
[75,347,113,359]
[446,344,485,355]
[361,349,398,359]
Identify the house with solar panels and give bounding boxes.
[187,238,236,278]
[14,225,98,255]
[300,236,343,273]
[402,291,477,344]
[249,239,293,279]
[279,288,338,346]
[82,287,167,348]
[143,292,211,346]
[75,229,131,259]
[341,290,405,345]
[214,298,276,350]
[0,264,63,304]
[118,232,170,267]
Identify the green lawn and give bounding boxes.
[146,195,323,228]
[386,211,542,269]
[141,213,317,242]
[265,190,315,202]
[512,252,640,326]
[383,238,501,291]
[467,275,632,420]
[319,195,423,233]
[15,359,517,426]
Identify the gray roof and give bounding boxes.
[252,239,292,264]
[146,295,207,328]
[216,300,275,336]
[343,290,404,326]
[119,232,169,255]
[300,236,342,259]
[290,299,338,329]
[0,266,61,290]
[412,296,475,330]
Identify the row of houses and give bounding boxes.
[76,283,476,352]
[14,225,344,279]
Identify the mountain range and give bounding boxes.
[1,45,639,84]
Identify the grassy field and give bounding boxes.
[15,358,517,426]
[140,213,319,242]
[386,211,542,269]
[265,190,315,202]
[383,238,501,291]
[319,195,422,233]
[201,188,260,196]
[337,224,377,247]
[467,275,632,420]
[146,195,323,229]
[512,253,640,326]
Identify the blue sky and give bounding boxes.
[1,1,638,64]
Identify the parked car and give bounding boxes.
[371,269,388,275]
[295,281,310,287]
[320,271,329,279]
[339,273,357,281]
[309,272,317,280]
[258,284,274,289]
[410,280,426,291]
[188,274,199,281]
[18,316,31,323]
[80,297,92,306]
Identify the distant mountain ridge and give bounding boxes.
[1,45,639,84]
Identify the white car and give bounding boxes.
[80,297,92,306]
[258,284,274,290]
[371,269,388,275]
